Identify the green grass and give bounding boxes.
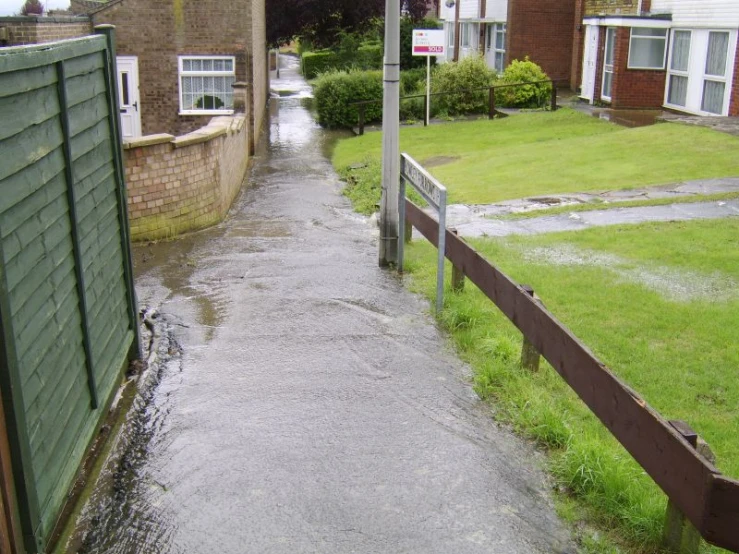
[332,109,739,205]
[495,192,739,220]
[402,218,739,553]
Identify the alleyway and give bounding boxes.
[75,57,574,553]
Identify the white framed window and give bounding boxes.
[602,27,616,101]
[702,31,730,114]
[628,27,667,69]
[179,56,235,115]
[666,30,691,107]
[447,21,455,59]
[485,23,506,72]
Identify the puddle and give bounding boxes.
[226,220,292,238]
[592,109,664,128]
[524,244,737,302]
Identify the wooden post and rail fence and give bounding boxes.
[402,196,739,553]
[353,80,558,136]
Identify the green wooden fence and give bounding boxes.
[0,31,139,553]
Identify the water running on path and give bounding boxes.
[71,56,575,553]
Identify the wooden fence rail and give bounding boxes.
[404,199,739,553]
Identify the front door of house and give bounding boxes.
[117,56,142,139]
[581,25,600,103]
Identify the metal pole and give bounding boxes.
[436,190,447,313]
[379,0,400,267]
[426,55,431,126]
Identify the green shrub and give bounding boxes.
[495,57,552,108]
[431,55,496,115]
[302,50,341,79]
[355,43,383,70]
[313,70,384,128]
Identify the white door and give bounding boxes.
[117,56,142,139]
[581,25,600,103]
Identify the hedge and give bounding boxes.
[313,70,384,128]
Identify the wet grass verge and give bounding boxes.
[493,192,739,220]
[332,109,739,206]
[401,219,739,554]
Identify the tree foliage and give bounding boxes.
[20,0,44,15]
[267,0,384,48]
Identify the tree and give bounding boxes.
[267,0,384,48]
[20,0,44,15]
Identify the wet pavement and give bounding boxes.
[71,56,575,553]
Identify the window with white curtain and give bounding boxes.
[702,31,730,114]
[179,56,235,114]
[494,23,506,72]
[628,28,667,69]
[667,30,691,106]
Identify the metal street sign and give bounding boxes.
[398,153,448,313]
[412,29,445,56]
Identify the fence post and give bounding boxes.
[520,285,541,371]
[358,104,365,136]
[450,228,465,292]
[404,216,413,243]
[550,83,557,111]
[663,421,715,554]
[488,87,496,119]
[424,95,428,127]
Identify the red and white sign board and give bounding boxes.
[412,30,445,56]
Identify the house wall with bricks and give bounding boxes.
[89,0,267,139]
[506,0,577,83]
[609,27,666,108]
[584,0,639,16]
[0,16,90,46]
[124,116,249,241]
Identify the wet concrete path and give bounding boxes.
[74,58,575,553]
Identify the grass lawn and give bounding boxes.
[403,218,739,553]
[332,109,739,206]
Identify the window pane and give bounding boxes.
[705,32,729,77]
[495,52,504,73]
[225,59,233,71]
[702,80,725,114]
[183,59,193,71]
[495,26,505,49]
[632,28,667,37]
[671,31,691,71]
[668,74,688,105]
[602,71,613,98]
[604,28,616,65]
[629,37,666,68]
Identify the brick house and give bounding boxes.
[0,1,268,141]
[575,0,739,116]
[438,0,577,83]
[75,0,268,142]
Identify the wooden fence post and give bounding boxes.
[550,83,558,111]
[520,285,541,371]
[450,228,465,292]
[358,104,365,136]
[404,216,413,243]
[488,87,496,119]
[663,421,715,554]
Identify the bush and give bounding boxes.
[495,57,552,108]
[313,70,384,128]
[431,55,496,115]
[302,50,341,79]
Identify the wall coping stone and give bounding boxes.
[123,133,174,149]
[0,15,90,23]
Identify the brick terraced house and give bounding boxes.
[438,0,578,84]
[576,0,739,116]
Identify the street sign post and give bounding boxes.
[398,153,447,313]
[411,30,445,126]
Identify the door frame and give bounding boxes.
[601,27,617,102]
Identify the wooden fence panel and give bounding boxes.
[0,35,139,553]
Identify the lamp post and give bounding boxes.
[378,0,400,267]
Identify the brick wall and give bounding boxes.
[610,27,665,108]
[0,16,90,46]
[506,0,577,84]
[571,0,586,90]
[584,0,638,16]
[91,0,267,137]
[124,115,250,240]
[730,40,739,116]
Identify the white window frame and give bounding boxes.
[447,21,455,61]
[601,27,617,102]
[178,55,236,115]
[627,27,667,69]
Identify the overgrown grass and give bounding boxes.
[402,219,739,553]
[495,192,739,220]
[332,109,739,206]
